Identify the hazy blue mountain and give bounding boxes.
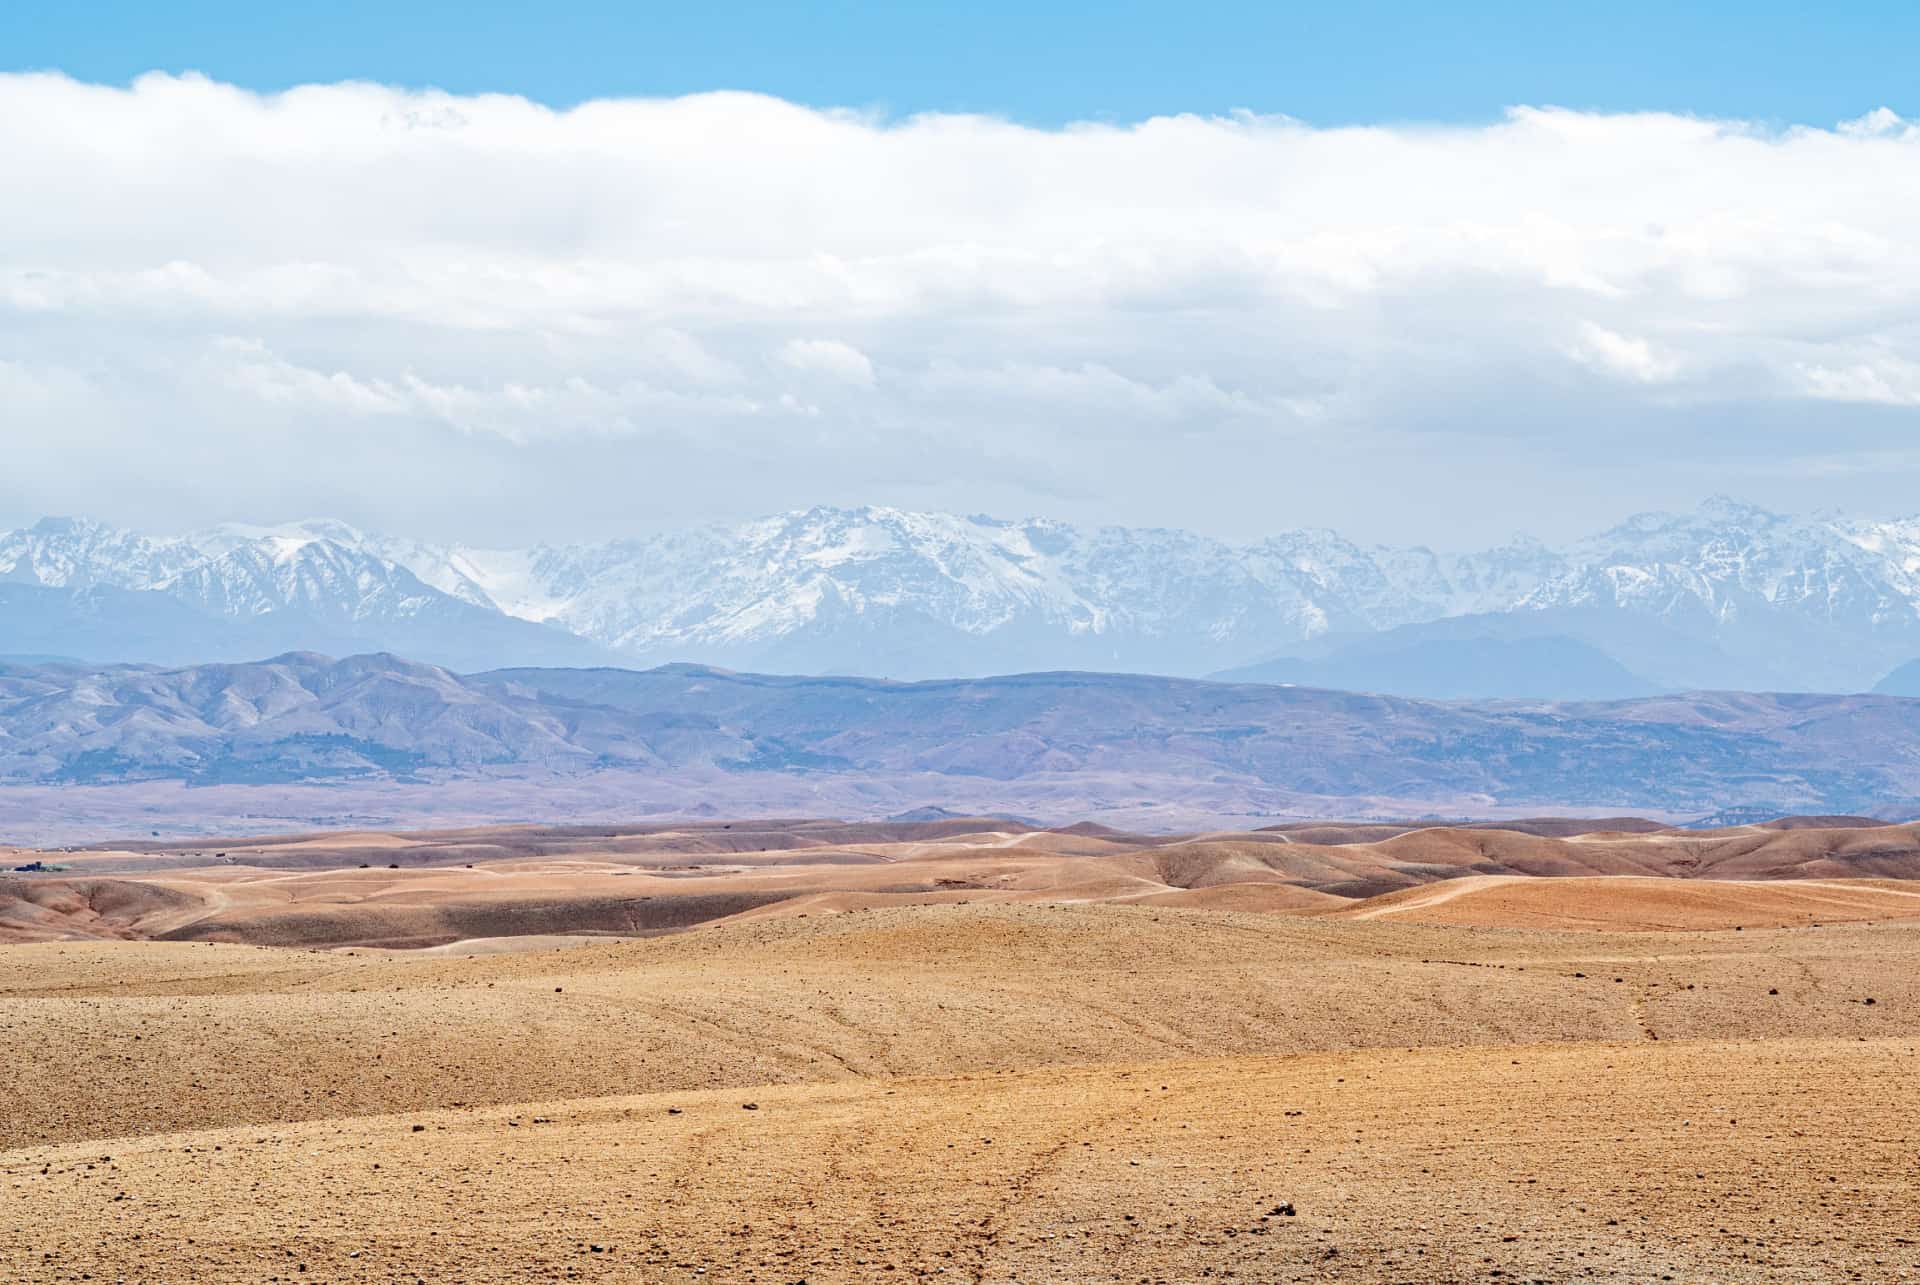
[0,582,254,665]
[4,652,1917,820]
[1874,660,1920,697]
[1211,634,1657,701]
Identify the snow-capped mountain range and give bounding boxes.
[6,498,1920,693]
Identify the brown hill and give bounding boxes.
[5,901,1915,1151]
[0,876,206,943]
[1760,813,1890,830]
[1341,874,1920,930]
[16,817,1920,949]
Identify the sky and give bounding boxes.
[4,3,1920,547]
[9,2,1920,128]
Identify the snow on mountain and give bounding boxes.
[487,510,1396,675]
[0,518,608,672]
[0,516,201,590]
[7,499,1920,689]
[164,539,443,624]
[1511,498,1920,688]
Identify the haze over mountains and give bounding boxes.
[5,650,1920,841]
[10,497,1920,696]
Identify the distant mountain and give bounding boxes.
[1212,634,1656,701]
[0,581,282,666]
[0,519,614,672]
[0,652,605,785]
[1874,660,1920,697]
[8,497,1920,691]
[2,653,1917,825]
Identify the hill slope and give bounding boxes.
[5,654,1920,836]
[5,903,1917,1281]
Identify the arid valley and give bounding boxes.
[5,815,1920,1281]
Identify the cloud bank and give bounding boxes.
[4,72,1919,542]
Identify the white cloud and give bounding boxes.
[776,338,876,387]
[1793,358,1920,407]
[212,337,408,415]
[3,72,1920,543]
[1566,323,1685,385]
[1838,107,1913,139]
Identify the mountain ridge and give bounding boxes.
[4,652,1920,841]
[8,499,1920,692]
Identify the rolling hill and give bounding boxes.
[4,651,1920,840]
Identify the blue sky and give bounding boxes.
[4,0,1914,126]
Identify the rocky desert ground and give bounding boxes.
[5,816,1920,1281]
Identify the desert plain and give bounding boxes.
[4,815,1920,1282]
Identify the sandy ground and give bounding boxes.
[5,821,1920,1280]
[6,1038,1916,1283]
[5,902,1917,1150]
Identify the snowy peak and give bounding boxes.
[0,516,197,590]
[159,538,443,623]
[1533,499,1920,634]
[6,498,1920,690]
